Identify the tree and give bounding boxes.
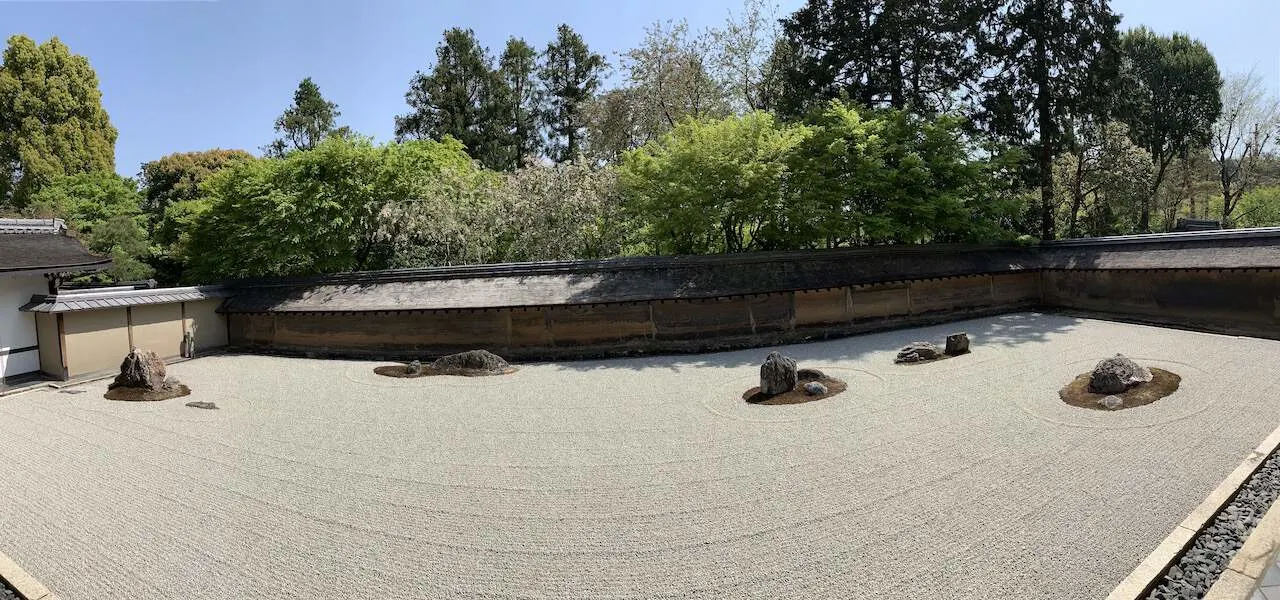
[789,102,1020,246]
[490,161,632,262]
[1114,27,1221,231]
[1234,186,1280,228]
[622,20,729,139]
[266,77,342,156]
[396,28,508,169]
[777,0,988,117]
[708,0,787,112]
[1053,122,1154,237]
[620,111,811,254]
[495,38,543,169]
[583,89,646,164]
[138,149,253,283]
[540,24,606,163]
[975,0,1120,240]
[0,35,117,209]
[24,172,152,281]
[182,136,495,282]
[1210,71,1280,224]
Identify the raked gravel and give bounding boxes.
[1,313,1279,599]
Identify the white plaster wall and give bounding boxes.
[0,275,43,378]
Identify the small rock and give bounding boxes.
[944,332,970,356]
[1089,354,1153,394]
[1098,395,1124,410]
[796,368,826,382]
[760,351,798,396]
[803,381,828,396]
[185,401,218,410]
[895,341,942,364]
[406,360,423,375]
[59,388,86,395]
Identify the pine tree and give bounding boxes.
[975,0,1120,240]
[0,35,117,208]
[496,38,543,170]
[267,77,341,156]
[540,25,606,163]
[396,28,508,169]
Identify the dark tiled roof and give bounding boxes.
[20,285,231,313]
[0,233,111,276]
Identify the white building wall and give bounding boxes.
[0,275,44,379]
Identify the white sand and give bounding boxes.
[1,313,1278,599]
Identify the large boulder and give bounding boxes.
[895,341,943,364]
[760,351,798,396]
[1088,354,1154,394]
[109,348,168,391]
[431,350,510,372]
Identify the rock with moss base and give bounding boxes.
[431,350,510,373]
[109,348,168,391]
[760,352,798,396]
[1089,354,1153,394]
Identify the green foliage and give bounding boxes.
[790,102,1022,245]
[24,171,153,281]
[181,136,493,282]
[1235,186,1280,228]
[0,35,117,209]
[540,24,606,163]
[1053,122,1155,237]
[492,161,632,262]
[621,103,1021,254]
[621,111,810,254]
[267,77,342,156]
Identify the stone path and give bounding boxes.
[0,313,1278,599]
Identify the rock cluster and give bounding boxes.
[1088,354,1153,394]
[760,351,798,396]
[109,348,175,392]
[431,349,510,372]
[894,342,943,364]
[1146,449,1280,600]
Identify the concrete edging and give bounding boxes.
[1108,423,1280,599]
[0,549,59,600]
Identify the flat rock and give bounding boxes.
[1097,395,1124,410]
[895,341,943,364]
[431,350,509,372]
[185,401,219,410]
[796,368,826,382]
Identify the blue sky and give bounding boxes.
[1,0,1276,178]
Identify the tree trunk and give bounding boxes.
[1033,13,1055,241]
[1067,158,1085,238]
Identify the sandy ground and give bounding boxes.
[1,313,1279,599]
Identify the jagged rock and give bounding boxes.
[406,360,423,375]
[1089,354,1153,394]
[1098,395,1124,410]
[895,342,943,364]
[109,348,168,391]
[431,350,510,372]
[760,351,797,396]
[945,332,970,356]
[797,368,826,382]
[803,381,829,396]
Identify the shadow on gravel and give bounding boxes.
[542,312,1082,373]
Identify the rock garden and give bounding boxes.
[1059,354,1181,411]
[375,349,518,378]
[742,351,847,405]
[893,332,970,364]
